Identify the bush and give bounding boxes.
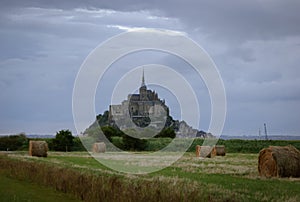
[186,138,300,153]
[122,135,147,151]
[101,126,124,141]
[146,138,172,151]
[154,127,176,138]
[52,130,74,152]
[111,136,124,150]
[0,134,28,151]
[72,137,86,151]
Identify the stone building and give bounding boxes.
[109,70,169,128]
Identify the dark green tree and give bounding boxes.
[154,127,176,138]
[72,137,86,151]
[101,126,124,141]
[122,135,147,151]
[52,130,74,152]
[96,110,109,126]
[0,133,28,151]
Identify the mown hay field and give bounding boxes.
[1,151,300,202]
[0,169,80,202]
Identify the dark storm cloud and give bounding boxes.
[2,0,300,41]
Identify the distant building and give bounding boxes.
[109,69,169,128]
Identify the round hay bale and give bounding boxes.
[211,146,217,158]
[92,142,106,153]
[215,145,226,156]
[199,146,216,158]
[258,145,300,178]
[195,145,201,157]
[29,140,48,157]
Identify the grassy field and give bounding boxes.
[0,169,80,202]
[1,151,300,201]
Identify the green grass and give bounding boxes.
[187,139,300,153]
[157,168,300,201]
[0,170,80,202]
[154,153,300,201]
[1,152,300,202]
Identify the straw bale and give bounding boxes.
[92,142,106,153]
[198,146,216,158]
[195,145,201,157]
[29,140,48,157]
[215,145,226,156]
[258,145,300,178]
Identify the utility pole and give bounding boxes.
[259,128,261,139]
[264,123,268,140]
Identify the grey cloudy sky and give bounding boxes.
[1,0,300,136]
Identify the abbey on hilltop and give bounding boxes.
[85,69,214,139]
[108,69,169,128]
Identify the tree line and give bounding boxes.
[0,127,176,152]
[1,131,300,153]
[0,130,85,152]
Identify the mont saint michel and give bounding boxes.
[109,69,169,129]
[85,69,213,139]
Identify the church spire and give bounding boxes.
[141,67,145,87]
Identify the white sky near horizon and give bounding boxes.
[1,1,300,136]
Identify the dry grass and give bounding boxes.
[0,154,238,202]
[172,153,258,178]
[1,151,300,202]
